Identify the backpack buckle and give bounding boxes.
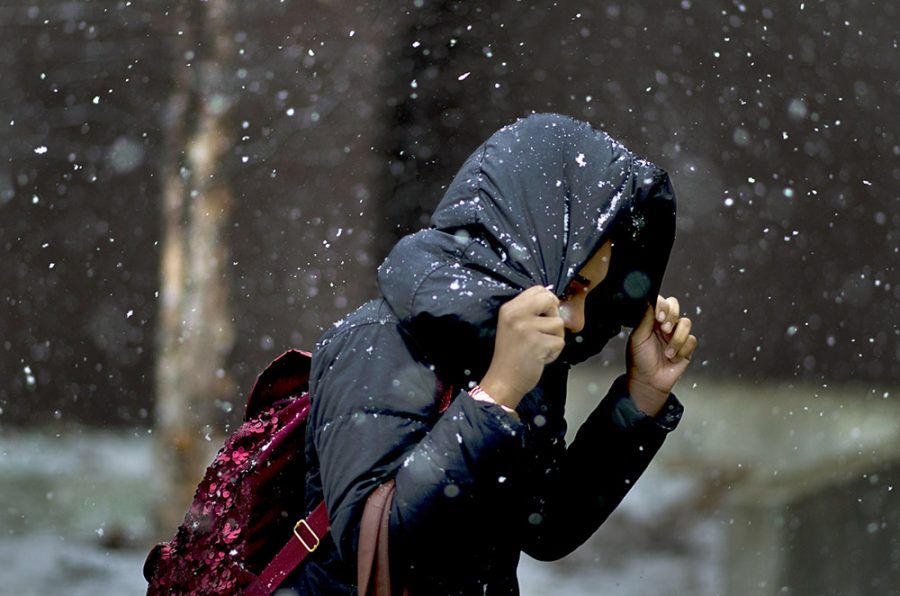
[293,519,320,553]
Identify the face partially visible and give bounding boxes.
[559,239,613,334]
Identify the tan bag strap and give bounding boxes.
[357,479,411,596]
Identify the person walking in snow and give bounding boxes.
[287,112,698,595]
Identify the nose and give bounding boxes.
[560,301,586,334]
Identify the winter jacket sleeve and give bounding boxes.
[517,373,683,561]
[308,316,527,572]
[310,307,683,589]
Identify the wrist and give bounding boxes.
[626,375,670,417]
[476,375,524,410]
[469,385,518,418]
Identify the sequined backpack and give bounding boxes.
[144,349,329,595]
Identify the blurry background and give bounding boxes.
[1,0,897,594]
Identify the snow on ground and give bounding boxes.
[0,533,148,596]
[1,399,720,595]
[1,430,156,595]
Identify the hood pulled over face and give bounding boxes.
[377,113,676,382]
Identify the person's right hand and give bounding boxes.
[478,286,566,410]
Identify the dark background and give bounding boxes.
[2,0,898,426]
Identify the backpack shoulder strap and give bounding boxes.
[244,500,329,596]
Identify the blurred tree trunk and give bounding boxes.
[154,0,237,532]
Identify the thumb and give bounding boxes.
[630,304,656,345]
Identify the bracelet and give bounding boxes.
[469,385,516,415]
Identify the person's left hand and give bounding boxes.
[625,295,698,416]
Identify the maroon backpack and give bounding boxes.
[144,349,329,595]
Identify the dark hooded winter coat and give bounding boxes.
[287,113,684,595]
